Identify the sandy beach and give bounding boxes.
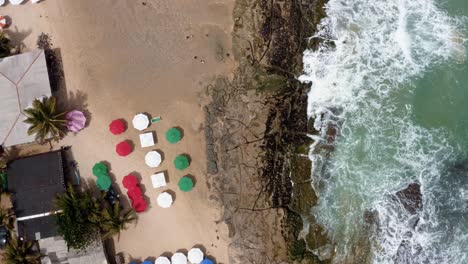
[1,0,235,262]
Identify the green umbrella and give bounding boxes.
[96,175,112,191]
[178,176,194,192]
[92,162,108,177]
[166,127,182,144]
[174,155,190,170]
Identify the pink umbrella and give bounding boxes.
[66,110,86,132]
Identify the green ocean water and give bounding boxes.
[300,0,467,263]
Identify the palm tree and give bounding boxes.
[23,96,67,144]
[0,207,14,231]
[1,236,42,264]
[97,202,136,240]
[55,185,101,251]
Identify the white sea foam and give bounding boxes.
[299,0,467,263]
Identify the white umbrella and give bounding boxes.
[171,253,187,264]
[188,248,204,264]
[157,192,173,208]
[132,113,150,131]
[145,151,162,167]
[155,256,171,264]
[9,0,24,5]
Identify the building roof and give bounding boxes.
[40,236,108,264]
[7,151,65,239]
[0,50,52,147]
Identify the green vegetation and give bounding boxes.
[0,31,12,59]
[92,202,136,240]
[0,207,14,231]
[1,236,42,264]
[23,96,67,144]
[55,185,100,251]
[174,154,190,170]
[55,185,136,251]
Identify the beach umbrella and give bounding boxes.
[9,0,25,5]
[66,110,86,132]
[109,119,126,135]
[127,187,143,200]
[92,162,108,177]
[178,176,194,192]
[116,141,132,156]
[166,127,182,144]
[200,258,214,264]
[142,261,153,264]
[132,197,147,213]
[96,175,112,191]
[132,113,150,131]
[122,174,138,189]
[145,151,162,167]
[155,256,171,264]
[156,192,173,208]
[171,253,187,264]
[188,248,204,264]
[174,155,190,170]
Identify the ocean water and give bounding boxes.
[299,0,467,263]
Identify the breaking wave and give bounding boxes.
[299,0,467,263]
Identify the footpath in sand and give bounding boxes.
[2,0,235,262]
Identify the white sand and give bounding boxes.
[2,0,235,262]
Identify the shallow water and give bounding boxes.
[300,0,467,263]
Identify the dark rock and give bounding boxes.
[396,183,422,215]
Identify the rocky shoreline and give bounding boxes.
[203,0,329,263]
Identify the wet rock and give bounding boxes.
[312,244,334,261]
[396,183,422,214]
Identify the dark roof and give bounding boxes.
[7,151,65,239]
[17,215,59,240]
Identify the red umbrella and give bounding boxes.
[127,187,143,200]
[122,174,138,189]
[109,119,126,135]
[116,141,132,156]
[132,197,147,213]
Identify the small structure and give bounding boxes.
[166,127,182,144]
[188,248,204,264]
[7,151,65,240]
[66,110,86,132]
[132,113,150,131]
[139,132,155,148]
[201,259,214,264]
[150,172,167,188]
[172,252,187,264]
[40,236,108,264]
[155,256,171,264]
[174,154,190,170]
[178,176,194,192]
[145,150,162,167]
[116,141,132,156]
[0,50,52,147]
[156,192,173,208]
[109,119,126,135]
